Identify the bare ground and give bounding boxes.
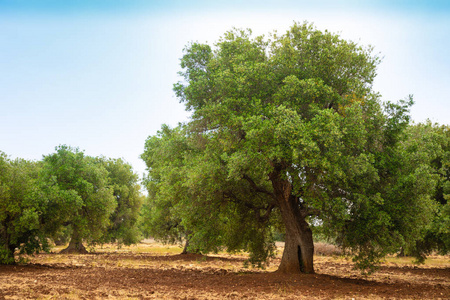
[0,241,449,299]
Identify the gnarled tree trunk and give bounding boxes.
[270,169,315,274]
[60,227,88,254]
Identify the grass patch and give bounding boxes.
[385,255,450,267]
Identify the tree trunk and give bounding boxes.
[181,237,201,255]
[60,227,88,254]
[1,223,16,264]
[181,238,190,254]
[277,204,315,274]
[1,243,15,264]
[270,169,315,274]
[8,244,16,257]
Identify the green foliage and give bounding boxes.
[0,152,50,264]
[99,158,144,246]
[141,124,277,261]
[41,145,117,248]
[143,22,440,273]
[402,122,450,259]
[140,125,195,248]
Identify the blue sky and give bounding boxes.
[1,0,449,179]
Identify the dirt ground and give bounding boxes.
[0,241,449,299]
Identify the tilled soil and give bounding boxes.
[0,245,449,299]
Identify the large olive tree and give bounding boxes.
[143,23,436,273]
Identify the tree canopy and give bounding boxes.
[0,153,47,264]
[40,145,117,253]
[100,157,144,246]
[142,22,437,273]
[402,122,450,259]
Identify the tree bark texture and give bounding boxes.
[270,169,315,274]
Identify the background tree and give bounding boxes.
[143,22,436,273]
[141,125,199,254]
[41,145,116,253]
[99,157,144,246]
[0,152,49,264]
[402,122,450,259]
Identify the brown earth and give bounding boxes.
[0,241,449,299]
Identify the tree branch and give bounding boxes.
[243,174,275,199]
[223,191,275,223]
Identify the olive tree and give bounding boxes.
[0,152,48,263]
[41,145,116,253]
[402,122,450,259]
[143,22,436,273]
